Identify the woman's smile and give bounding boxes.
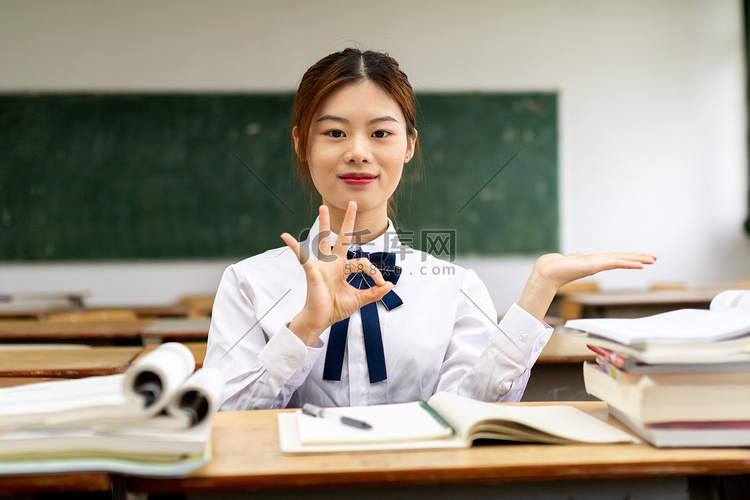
[339,172,377,185]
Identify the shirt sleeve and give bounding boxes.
[203,265,324,410]
[436,269,553,402]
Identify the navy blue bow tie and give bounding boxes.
[322,250,403,383]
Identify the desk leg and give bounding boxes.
[112,476,146,500]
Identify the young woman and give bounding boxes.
[204,48,656,410]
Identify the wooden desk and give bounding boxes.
[136,341,207,369]
[92,304,210,319]
[0,377,66,388]
[0,319,154,343]
[0,346,143,378]
[0,473,111,497]
[0,293,87,319]
[536,332,594,364]
[126,402,750,498]
[560,287,734,319]
[522,332,596,402]
[139,317,211,345]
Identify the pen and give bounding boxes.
[301,404,372,430]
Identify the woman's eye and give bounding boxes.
[326,130,345,138]
[372,130,391,139]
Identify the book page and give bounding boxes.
[122,342,196,417]
[0,342,196,429]
[581,335,750,364]
[294,401,454,445]
[565,308,750,345]
[108,367,225,431]
[427,392,638,444]
[710,290,750,312]
[0,375,130,426]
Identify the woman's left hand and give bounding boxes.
[517,252,657,321]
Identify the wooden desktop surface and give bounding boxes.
[536,332,594,364]
[0,303,209,320]
[136,341,207,369]
[127,401,750,496]
[0,317,209,345]
[566,288,724,307]
[139,317,211,343]
[0,346,143,377]
[559,286,742,319]
[0,319,154,341]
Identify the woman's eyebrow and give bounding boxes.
[316,115,349,124]
[315,115,399,125]
[370,116,399,125]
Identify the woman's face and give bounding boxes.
[295,80,415,226]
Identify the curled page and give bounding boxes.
[95,368,224,435]
[165,367,223,428]
[107,367,224,432]
[0,342,196,429]
[122,342,196,418]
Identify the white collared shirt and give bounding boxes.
[204,218,552,410]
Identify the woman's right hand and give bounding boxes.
[281,201,394,346]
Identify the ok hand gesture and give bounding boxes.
[281,202,393,346]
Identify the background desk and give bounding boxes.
[558,287,732,319]
[139,318,211,344]
[126,402,750,500]
[522,332,596,402]
[0,318,210,347]
[0,472,111,498]
[0,345,142,378]
[0,319,153,344]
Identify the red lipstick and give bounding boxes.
[340,173,376,185]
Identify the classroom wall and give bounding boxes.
[1,0,748,312]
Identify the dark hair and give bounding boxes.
[292,48,420,214]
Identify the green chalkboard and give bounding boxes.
[0,93,557,261]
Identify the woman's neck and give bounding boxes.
[327,205,389,245]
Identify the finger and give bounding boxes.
[281,232,313,270]
[356,281,394,307]
[598,257,653,271]
[334,201,358,257]
[317,205,333,260]
[345,258,386,286]
[607,253,657,265]
[604,252,656,262]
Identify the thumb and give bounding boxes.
[357,282,394,308]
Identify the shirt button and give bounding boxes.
[519,332,529,342]
[303,365,311,373]
[287,359,298,369]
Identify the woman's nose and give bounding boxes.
[346,136,372,164]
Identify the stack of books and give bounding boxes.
[0,342,223,477]
[565,289,750,447]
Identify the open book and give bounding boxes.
[0,343,223,477]
[278,392,638,453]
[0,342,220,430]
[565,290,750,364]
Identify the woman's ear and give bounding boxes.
[292,126,300,157]
[405,129,418,163]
